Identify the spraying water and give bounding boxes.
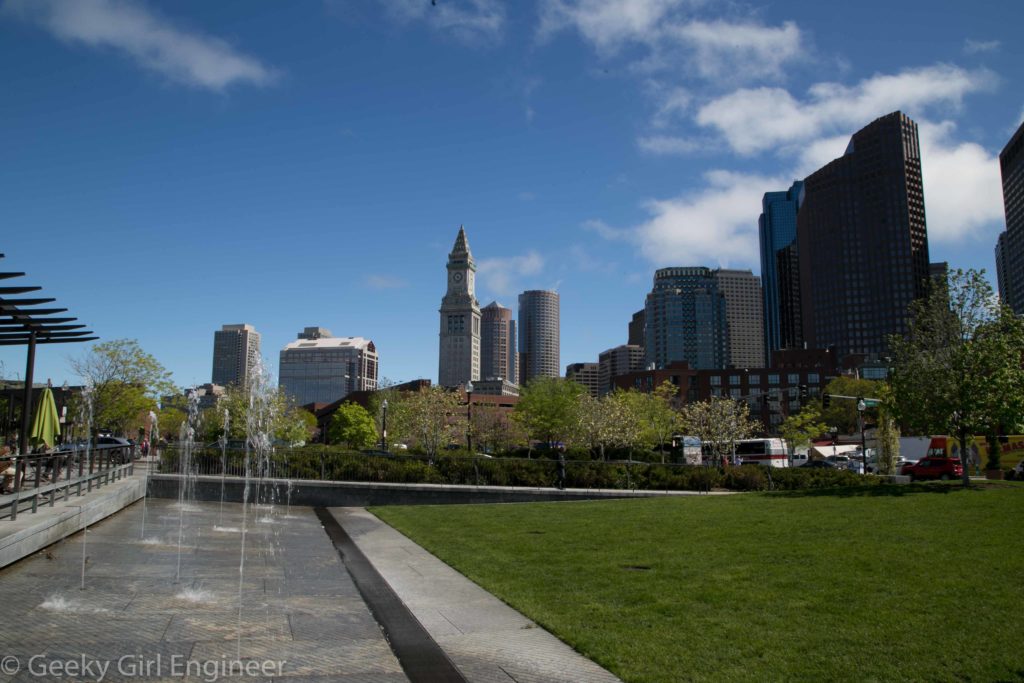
[218,408,230,527]
[175,388,201,583]
[237,355,277,658]
[77,384,94,590]
[140,409,158,540]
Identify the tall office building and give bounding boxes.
[438,226,481,387]
[996,120,1024,314]
[713,269,764,369]
[480,301,517,384]
[211,324,261,387]
[628,309,645,348]
[565,362,600,397]
[797,111,930,356]
[279,331,378,405]
[759,181,804,360]
[598,344,645,395]
[644,267,729,370]
[518,290,560,384]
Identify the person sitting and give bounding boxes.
[1,446,19,494]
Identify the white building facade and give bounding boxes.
[279,332,378,405]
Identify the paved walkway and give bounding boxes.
[332,507,622,683]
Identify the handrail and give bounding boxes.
[1,444,136,521]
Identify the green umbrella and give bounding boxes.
[30,387,61,449]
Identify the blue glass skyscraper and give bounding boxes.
[644,267,729,370]
[758,181,804,362]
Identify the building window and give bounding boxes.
[808,372,820,384]
[788,373,800,384]
[730,388,741,398]
[729,375,740,385]
[768,374,779,385]
[710,376,721,386]
[749,375,760,385]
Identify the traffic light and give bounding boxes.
[822,393,831,409]
[799,384,808,404]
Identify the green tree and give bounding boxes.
[575,393,620,460]
[780,404,828,466]
[390,386,464,458]
[644,381,682,463]
[821,375,884,434]
[680,397,761,466]
[890,269,1024,486]
[69,339,175,437]
[328,402,378,449]
[513,377,586,451]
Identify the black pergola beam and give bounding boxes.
[0,286,42,295]
[0,337,97,346]
[0,330,93,340]
[0,272,26,280]
[0,323,85,332]
[0,298,56,306]
[0,317,77,326]
[0,308,68,316]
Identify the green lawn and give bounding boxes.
[372,485,1024,682]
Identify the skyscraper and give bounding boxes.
[644,267,729,370]
[480,301,517,384]
[996,120,1024,314]
[759,181,804,360]
[797,111,931,356]
[518,290,560,384]
[279,330,378,405]
[565,362,600,397]
[438,226,481,387]
[713,269,764,369]
[211,324,261,387]
[598,344,645,395]
[628,309,645,348]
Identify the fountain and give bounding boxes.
[77,384,94,590]
[175,388,201,582]
[140,408,158,540]
[218,408,229,527]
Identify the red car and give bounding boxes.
[900,456,963,481]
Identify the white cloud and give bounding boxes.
[963,39,1000,54]
[917,121,1003,244]
[695,64,997,155]
[3,0,277,90]
[646,83,691,127]
[365,274,407,289]
[636,135,704,155]
[378,0,505,45]
[537,0,802,84]
[589,171,781,269]
[477,251,544,296]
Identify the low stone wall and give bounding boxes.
[146,474,684,507]
[0,475,147,570]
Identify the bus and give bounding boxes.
[733,438,790,468]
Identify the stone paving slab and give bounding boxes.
[0,498,409,683]
[331,507,623,683]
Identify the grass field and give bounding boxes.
[373,485,1024,682]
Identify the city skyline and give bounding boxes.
[1,1,1021,388]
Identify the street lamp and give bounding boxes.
[830,426,838,462]
[380,398,389,453]
[465,381,474,453]
[857,398,867,474]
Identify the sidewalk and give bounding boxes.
[331,507,623,683]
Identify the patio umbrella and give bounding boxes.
[30,387,61,449]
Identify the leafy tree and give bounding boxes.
[680,397,761,466]
[328,402,378,449]
[69,339,175,437]
[513,377,586,450]
[890,269,1024,486]
[821,375,884,434]
[470,404,523,454]
[390,386,464,458]
[607,389,652,459]
[780,404,828,466]
[197,385,315,446]
[644,380,682,463]
[575,394,620,460]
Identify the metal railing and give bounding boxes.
[1,444,136,521]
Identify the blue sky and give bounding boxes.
[1,0,1022,390]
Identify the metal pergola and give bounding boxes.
[0,253,97,455]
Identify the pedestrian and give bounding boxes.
[556,449,566,490]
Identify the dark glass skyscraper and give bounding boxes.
[995,120,1024,314]
[797,111,930,356]
[644,267,729,370]
[480,301,517,384]
[759,181,804,361]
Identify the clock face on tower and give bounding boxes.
[452,272,464,283]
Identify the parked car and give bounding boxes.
[96,436,135,463]
[800,460,837,469]
[900,456,963,481]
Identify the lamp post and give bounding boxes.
[857,398,867,475]
[465,381,474,453]
[830,426,838,462]
[380,398,388,453]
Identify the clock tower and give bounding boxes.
[438,225,481,387]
